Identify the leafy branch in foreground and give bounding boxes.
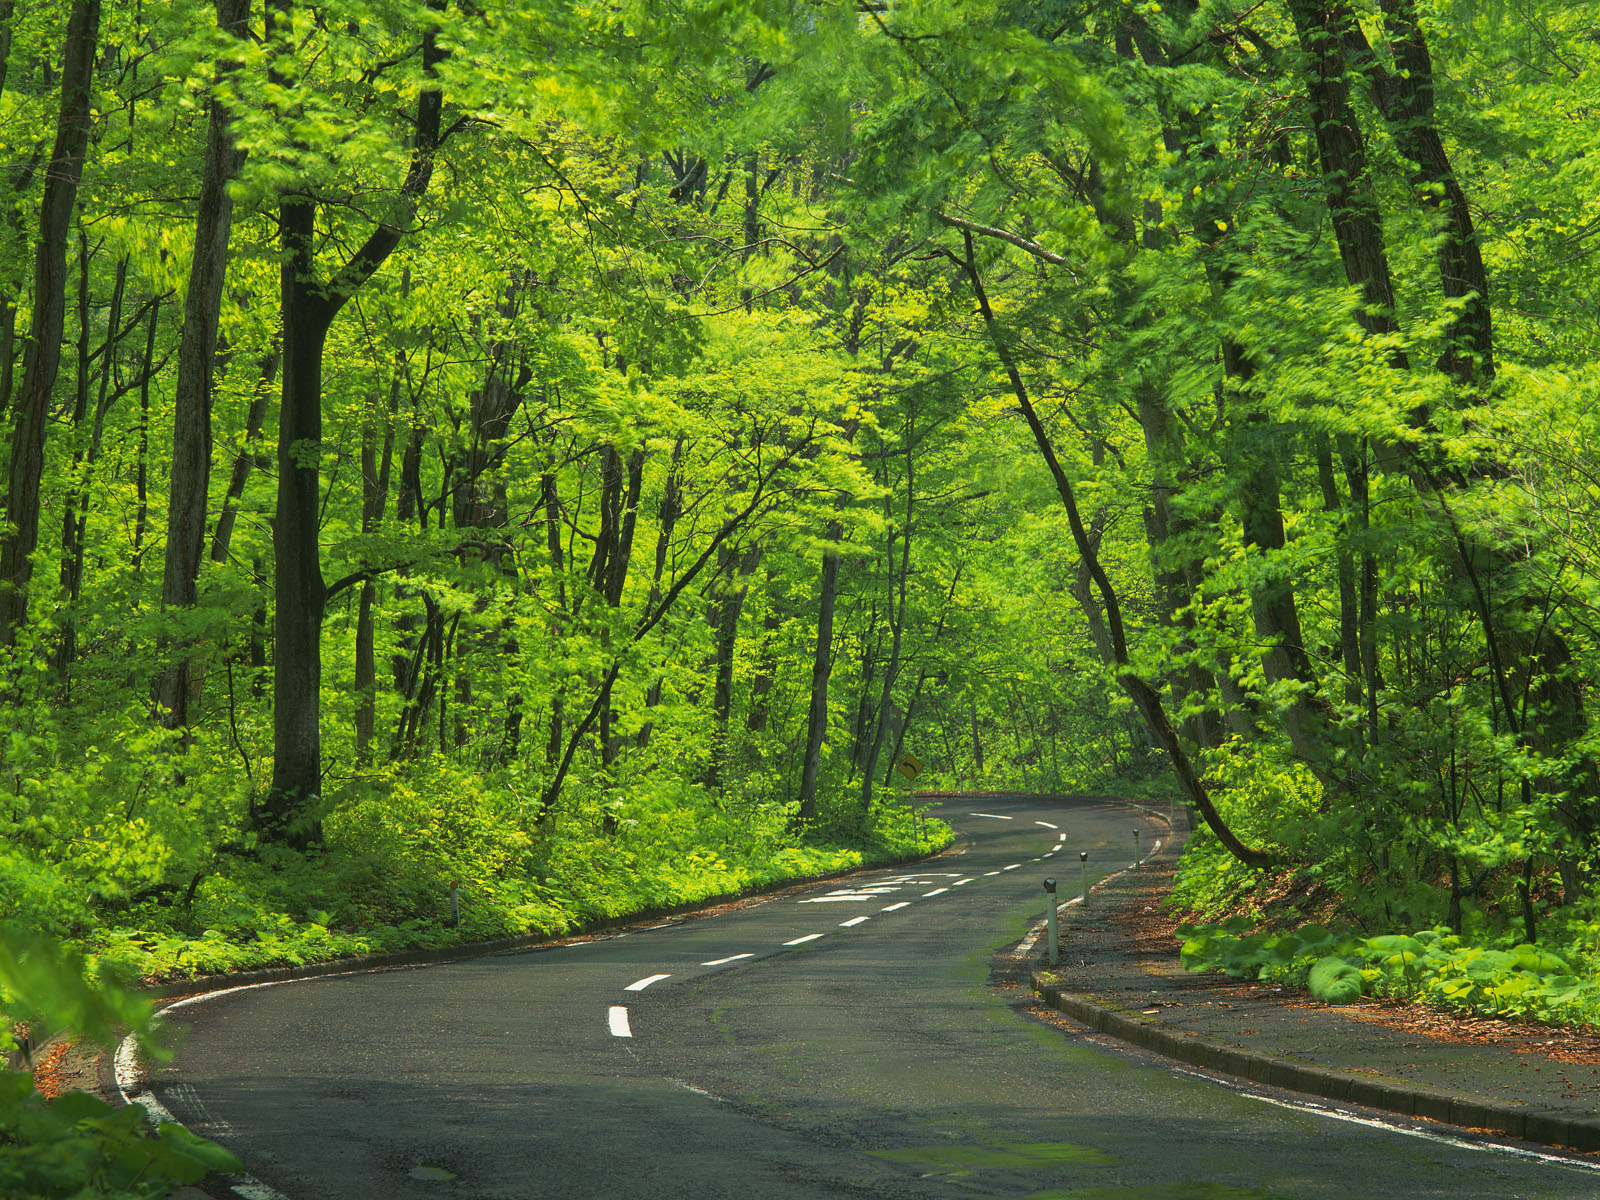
[0,924,243,1198]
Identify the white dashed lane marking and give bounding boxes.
[1003,864,1021,871]
[923,888,949,897]
[701,954,754,966]
[954,878,975,886]
[968,812,1014,820]
[625,974,670,992]
[784,933,824,945]
[882,902,911,912]
[839,916,870,927]
[609,1007,632,1037]
[1036,821,1058,829]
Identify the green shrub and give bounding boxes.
[1177,918,1600,1026]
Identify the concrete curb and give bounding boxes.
[1031,971,1600,1153]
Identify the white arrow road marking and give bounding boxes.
[701,954,755,966]
[800,874,960,903]
[968,812,1013,820]
[839,916,870,927]
[784,933,824,945]
[882,902,911,911]
[625,974,670,992]
[609,1007,632,1037]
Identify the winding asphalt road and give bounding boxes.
[148,797,1600,1198]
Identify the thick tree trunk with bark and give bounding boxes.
[0,0,100,651]
[259,0,443,843]
[263,201,334,843]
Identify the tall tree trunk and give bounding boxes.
[543,472,568,766]
[354,376,398,763]
[795,528,842,825]
[592,446,645,768]
[260,0,443,843]
[51,230,99,682]
[1316,435,1364,722]
[130,298,159,574]
[0,0,101,651]
[636,438,683,751]
[743,569,782,736]
[266,198,334,841]
[1349,0,1493,383]
[861,416,914,810]
[703,542,759,789]
[55,249,132,681]
[158,0,251,730]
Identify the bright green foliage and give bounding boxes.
[0,1074,243,1200]
[0,924,242,1198]
[1306,957,1364,1006]
[1180,920,1600,1025]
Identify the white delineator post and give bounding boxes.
[1043,878,1058,965]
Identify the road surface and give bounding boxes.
[147,795,1600,1198]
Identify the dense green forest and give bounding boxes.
[3,0,1600,1029]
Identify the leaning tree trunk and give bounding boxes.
[957,230,1270,867]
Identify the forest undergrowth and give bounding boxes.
[1168,769,1600,1031]
[3,746,952,988]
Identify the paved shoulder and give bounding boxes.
[1031,827,1600,1158]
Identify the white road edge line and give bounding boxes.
[882,902,911,912]
[625,973,671,991]
[784,933,825,945]
[609,1006,632,1037]
[701,954,755,966]
[1168,1068,1600,1174]
[839,916,870,927]
[116,988,294,1200]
